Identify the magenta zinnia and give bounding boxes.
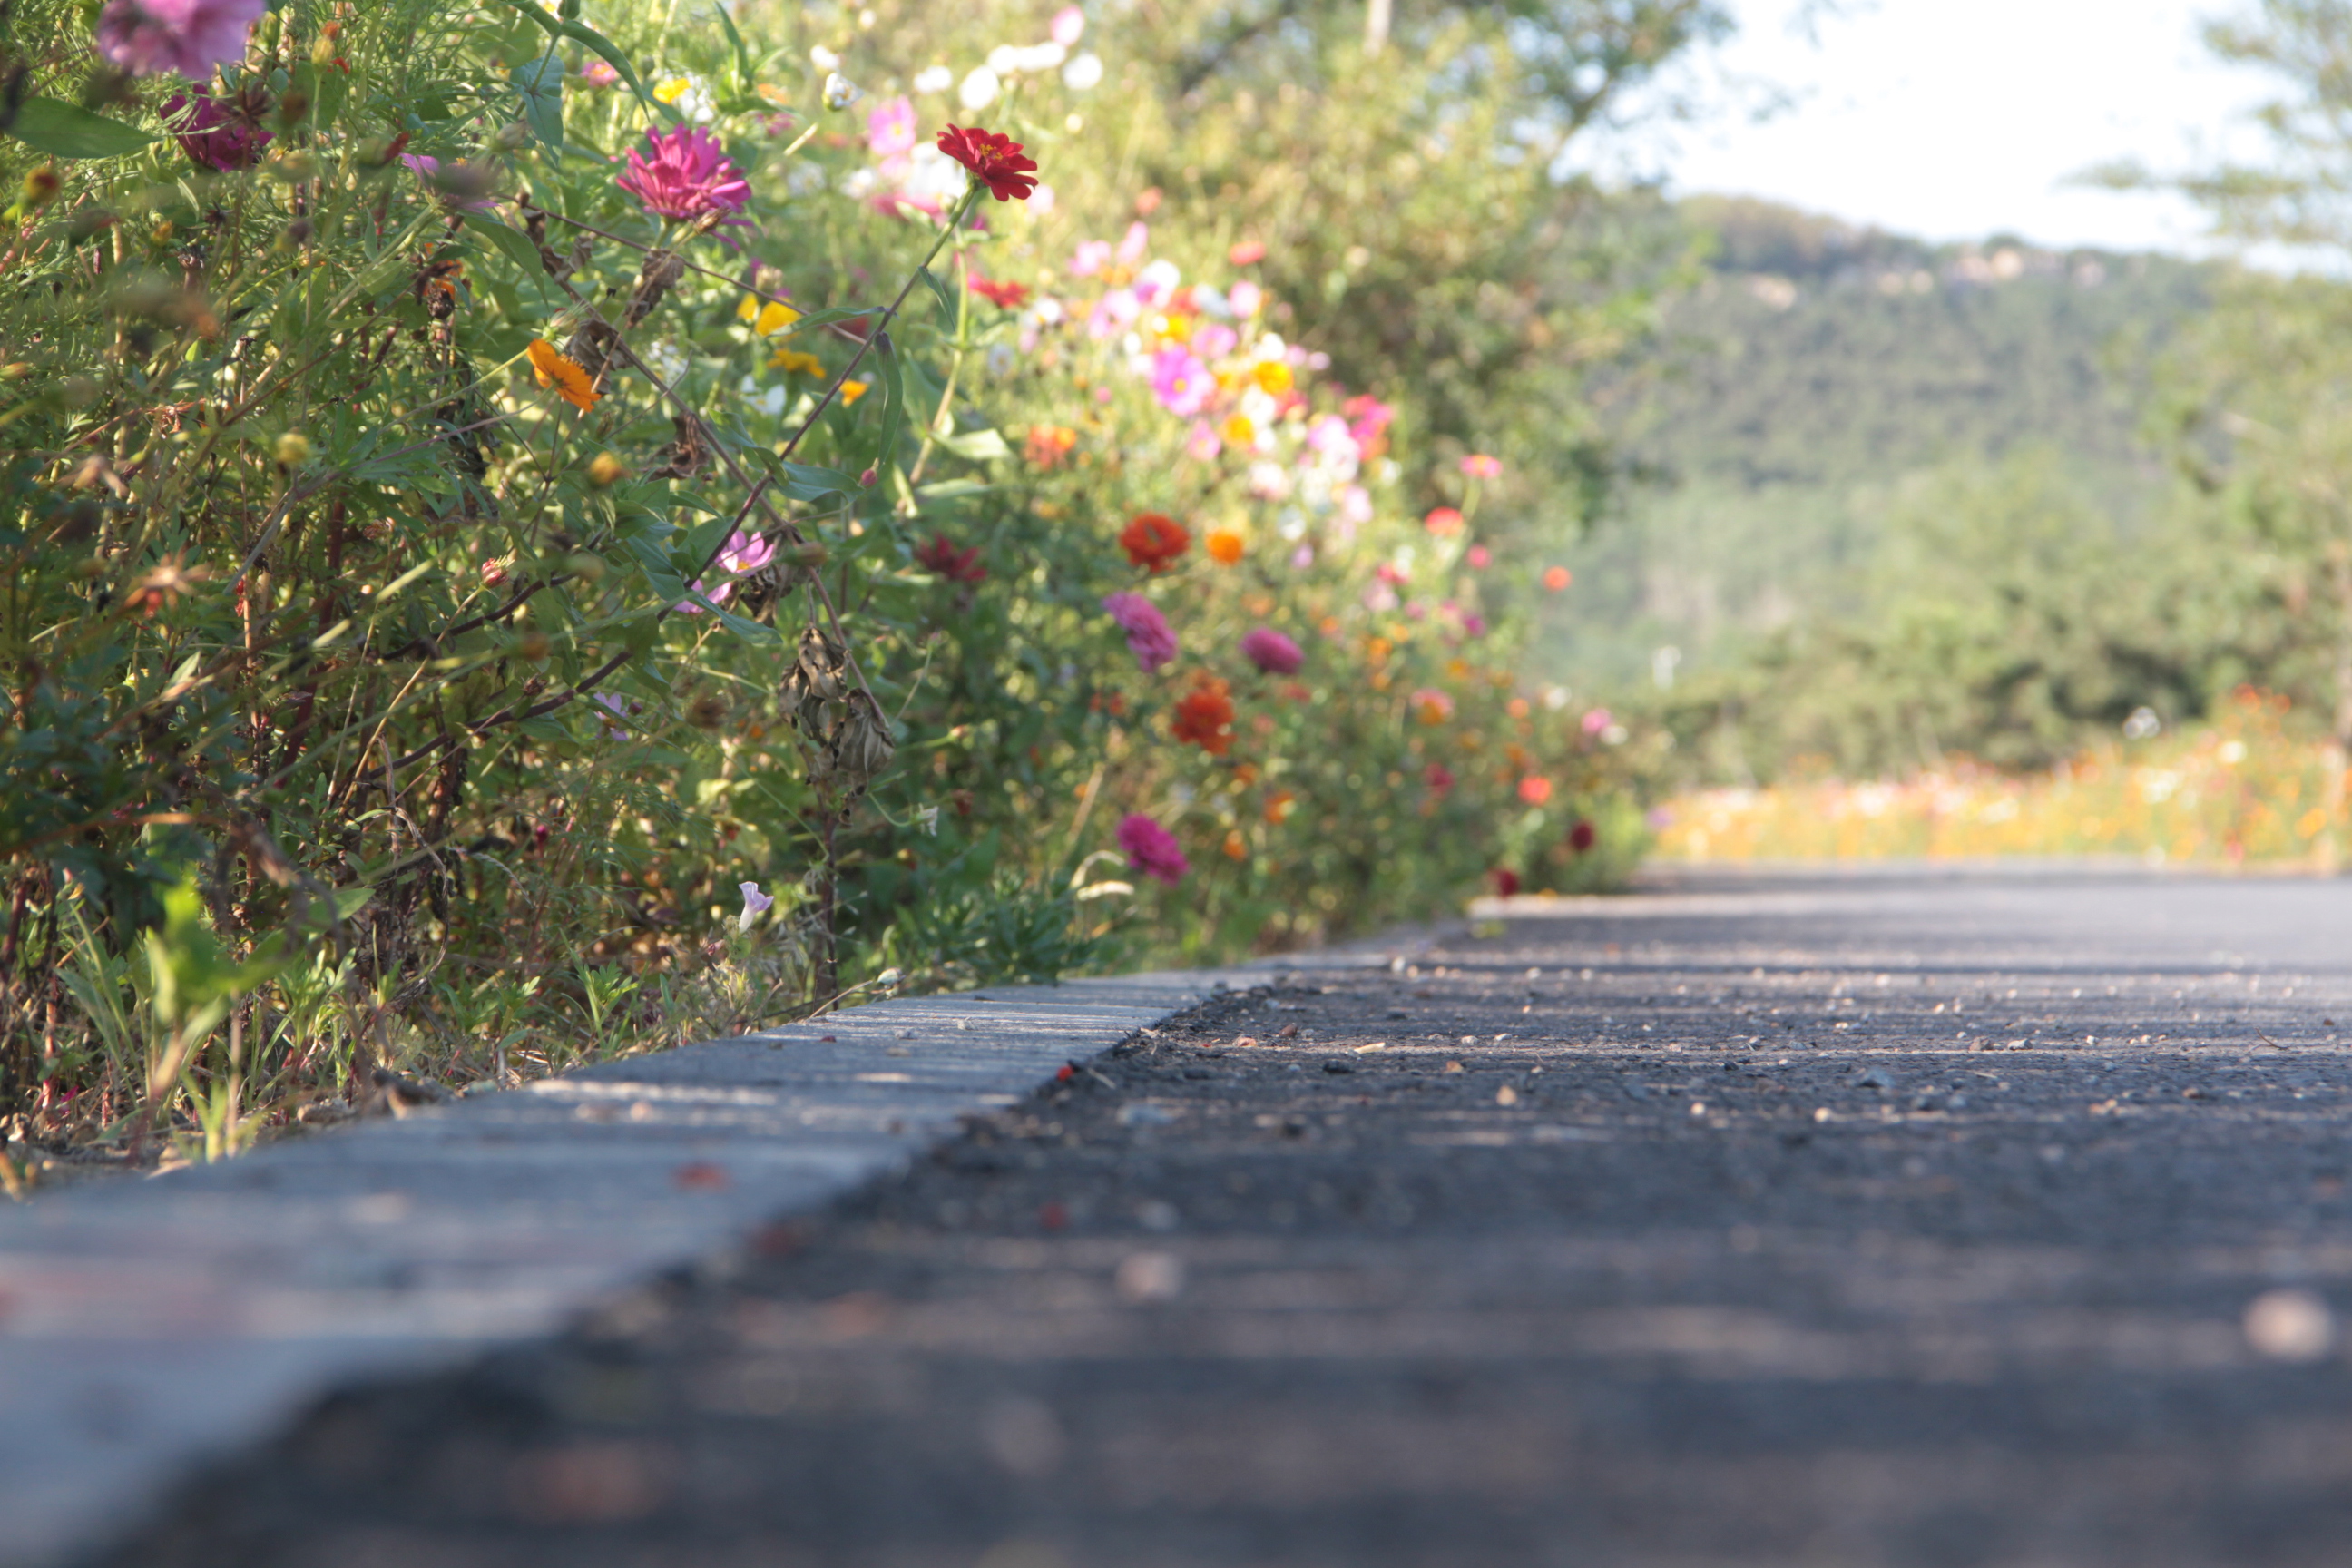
[1240,628,1303,676]
[1102,592,1178,674]
[1117,814,1189,886]
[162,89,269,172]
[94,0,265,78]
[617,126,752,222]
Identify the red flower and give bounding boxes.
[1492,868,1520,897]
[1568,819,1597,853]
[936,124,1039,202]
[969,275,1032,309]
[1171,676,1236,756]
[1121,513,1191,574]
[1425,762,1455,795]
[915,533,986,583]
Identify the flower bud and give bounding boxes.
[491,120,530,153]
[858,466,877,487]
[586,452,628,487]
[311,27,340,68]
[273,431,312,466]
[22,165,60,209]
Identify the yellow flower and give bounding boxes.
[525,338,598,412]
[1220,414,1256,447]
[739,295,801,336]
[1253,360,1293,394]
[839,380,870,406]
[770,348,826,376]
[653,77,691,104]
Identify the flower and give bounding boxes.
[736,295,800,335]
[401,155,497,211]
[1518,776,1553,806]
[738,880,775,931]
[968,275,1031,309]
[958,66,1001,111]
[1460,453,1503,479]
[1568,819,1597,853]
[617,126,751,222]
[1050,5,1087,45]
[1187,422,1224,462]
[1252,360,1294,395]
[526,338,599,411]
[1466,545,1491,569]
[1062,52,1104,91]
[1171,676,1236,755]
[94,0,264,78]
[915,533,986,583]
[1412,689,1455,726]
[1543,565,1573,592]
[1118,814,1189,885]
[1102,592,1178,672]
[1344,393,1395,456]
[1425,506,1465,537]
[717,530,775,576]
[1120,513,1191,574]
[1581,707,1613,738]
[1205,529,1245,566]
[1148,347,1214,416]
[1229,239,1268,266]
[1425,762,1455,795]
[823,71,864,111]
[1220,413,1257,448]
[162,88,269,171]
[770,348,826,377]
[1026,425,1077,467]
[581,61,621,88]
[838,380,870,406]
[936,123,1038,201]
[1240,628,1303,675]
[1229,279,1264,318]
[1071,239,1112,277]
[1493,868,1521,897]
[867,95,917,159]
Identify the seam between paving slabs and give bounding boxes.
[0,954,1412,1568]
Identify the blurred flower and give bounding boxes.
[1462,613,1487,637]
[1229,239,1267,266]
[1460,453,1503,479]
[1051,5,1087,45]
[1229,279,1264,318]
[1121,513,1191,574]
[1252,360,1293,395]
[1149,347,1214,416]
[1118,220,1151,265]
[1072,239,1112,277]
[1289,544,1315,570]
[915,533,986,583]
[1492,868,1520,897]
[526,338,599,411]
[1171,676,1236,755]
[1027,424,1077,467]
[1241,628,1303,675]
[1192,321,1240,358]
[958,65,1002,110]
[581,60,621,87]
[1568,819,1597,853]
[913,64,955,93]
[823,71,863,110]
[1413,689,1455,726]
[1217,414,1255,450]
[1205,528,1245,565]
[1518,776,1553,806]
[1102,592,1179,673]
[968,275,1031,309]
[1581,707,1613,738]
[1118,813,1189,884]
[937,123,1037,201]
[838,379,870,405]
[867,95,916,158]
[738,881,775,931]
[402,154,497,211]
[1543,565,1573,592]
[1423,506,1465,537]
[770,348,825,376]
[1062,51,1104,90]
[1425,761,1455,796]
[617,126,750,222]
[1187,421,1224,463]
[1264,789,1296,825]
[162,89,269,171]
[95,0,264,78]
[737,294,801,335]
[1466,544,1491,569]
[1220,828,1248,861]
[1344,393,1394,455]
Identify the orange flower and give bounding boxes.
[839,379,870,406]
[526,338,598,412]
[1412,688,1455,726]
[1171,674,1235,755]
[1543,565,1573,592]
[1026,424,1077,467]
[1233,761,1261,785]
[1222,828,1248,861]
[1518,775,1553,805]
[1121,513,1191,574]
[1264,789,1296,825]
[1206,528,1245,565]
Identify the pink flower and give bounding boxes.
[581,61,621,87]
[1304,414,1357,461]
[1462,613,1487,637]
[1191,322,1239,359]
[1228,279,1263,318]
[1102,592,1178,673]
[162,89,268,172]
[867,95,917,160]
[1149,347,1214,416]
[1460,453,1503,479]
[717,530,775,575]
[1072,239,1112,277]
[617,126,751,223]
[1186,421,1223,462]
[1118,814,1189,885]
[94,0,264,79]
[1116,220,1150,265]
[1466,544,1491,568]
[1086,287,1140,339]
[1051,5,1087,46]
[1240,628,1303,675]
[1581,708,1613,738]
[1344,394,1395,451]
[1377,562,1410,586]
[1289,544,1315,569]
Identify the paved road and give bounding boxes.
[102,868,2352,1567]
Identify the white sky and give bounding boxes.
[1623,0,2288,254]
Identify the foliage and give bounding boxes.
[0,0,1662,1161]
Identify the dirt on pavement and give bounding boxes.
[93,868,2352,1568]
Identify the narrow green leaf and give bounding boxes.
[459,213,554,293]
[4,97,155,159]
[916,264,956,330]
[712,3,755,93]
[873,328,906,475]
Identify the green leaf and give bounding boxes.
[873,328,907,476]
[459,213,554,293]
[510,56,565,151]
[5,97,156,160]
[770,305,884,338]
[940,426,1012,463]
[916,264,957,330]
[712,2,755,93]
[779,461,858,503]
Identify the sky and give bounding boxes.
[1624,0,2287,255]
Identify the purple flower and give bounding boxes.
[737,880,775,931]
[581,61,621,88]
[1102,592,1178,673]
[94,0,264,79]
[162,89,268,172]
[866,95,916,160]
[1117,814,1189,885]
[1240,627,1303,675]
[1149,347,1213,417]
[617,125,751,223]
[716,529,775,575]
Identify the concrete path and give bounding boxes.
[64,867,2352,1566]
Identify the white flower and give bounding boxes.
[985,342,1015,377]
[958,65,1001,110]
[915,804,940,837]
[739,375,785,416]
[1062,51,1103,91]
[809,44,842,71]
[823,71,863,110]
[1013,42,1067,73]
[987,44,1021,74]
[1026,182,1056,215]
[912,64,955,94]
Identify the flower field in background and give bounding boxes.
[0,0,1643,1166]
[1653,689,2347,868]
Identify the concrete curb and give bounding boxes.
[0,956,1411,1568]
